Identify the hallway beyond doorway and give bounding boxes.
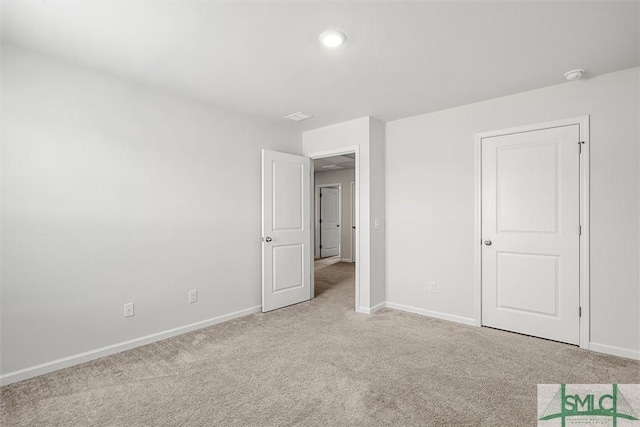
[314,257,354,301]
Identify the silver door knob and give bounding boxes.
[265,237,272,243]
[484,240,492,246]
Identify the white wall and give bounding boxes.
[314,169,356,261]
[1,46,301,380]
[303,117,386,312]
[369,119,386,306]
[386,67,640,358]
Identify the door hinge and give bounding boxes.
[319,244,322,249]
[579,224,582,236]
[579,306,582,318]
[319,219,323,224]
[320,192,323,197]
[578,141,585,154]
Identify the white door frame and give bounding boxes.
[315,183,342,259]
[350,181,356,263]
[474,116,590,349]
[308,146,360,312]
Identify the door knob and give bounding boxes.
[265,237,272,242]
[484,240,492,246]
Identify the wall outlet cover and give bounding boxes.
[189,289,198,304]
[428,281,437,293]
[124,303,134,318]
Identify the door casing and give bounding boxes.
[350,181,356,263]
[474,116,590,349]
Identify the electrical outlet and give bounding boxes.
[124,302,134,318]
[189,289,198,304]
[428,281,437,293]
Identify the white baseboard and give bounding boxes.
[357,301,385,315]
[356,301,387,314]
[0,305,262,386]
[385,304,639,360]
[589,342,640,361]
[370,302,385,313]
[385,302,477,326]
[340,258,354,263]
[360,301,387,314]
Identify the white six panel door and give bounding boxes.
[320,187,340,257]
[481,125,580,344]
[262,150,311,312]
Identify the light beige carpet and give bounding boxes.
[2,261,639,426]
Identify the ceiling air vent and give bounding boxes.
[284,112,312,121]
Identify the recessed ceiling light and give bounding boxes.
[564,69,585,81]
[322,164,337,169]
[284,112,312,121]
[319,30,347,48]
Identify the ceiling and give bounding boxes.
[2,1,638,131]
[314,154,356,173]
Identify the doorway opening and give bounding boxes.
[315,184,342,259]
[311,151,358,309]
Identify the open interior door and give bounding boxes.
[262,149,311,312]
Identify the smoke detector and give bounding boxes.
[564,69,585,81]
[284,112,312,121]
